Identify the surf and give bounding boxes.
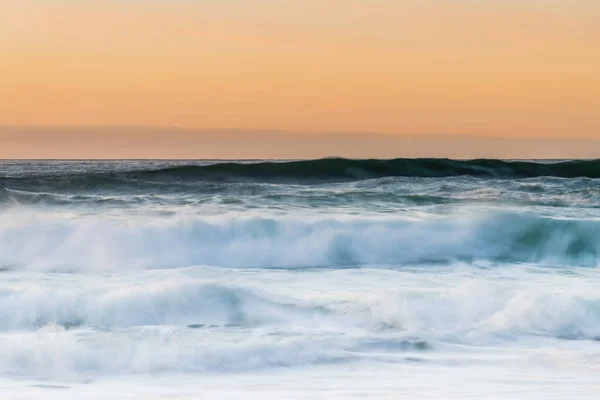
[1,210,600,271]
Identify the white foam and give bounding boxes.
[0,327,354,379]
[0,265,598,382]
[0,280,334,331]
[1,270,600,342]
[1,210,599,272]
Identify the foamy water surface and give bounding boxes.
[1,159,600,399]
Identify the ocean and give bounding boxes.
[1,158,600,399]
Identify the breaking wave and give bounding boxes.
[1,211,600,271]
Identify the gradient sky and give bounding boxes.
[1,1,599,149]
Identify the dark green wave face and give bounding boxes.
[2,158,600,184]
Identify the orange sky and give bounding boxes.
[1,1,599,140]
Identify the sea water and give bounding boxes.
[1,159,600,399]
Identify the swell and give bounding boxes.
[155,158,600,181]
[3,158,600,185]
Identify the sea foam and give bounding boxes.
[0,210,599,272]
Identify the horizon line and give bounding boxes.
[1,125,598,141]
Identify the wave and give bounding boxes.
[3,158,600,185]
[1,211,600,271]
[1,277,600,379]
[0,281,333,331]
[135,158,600,181]
[2,278,600,342]
[364,282,600,342]
[0,279,428,378]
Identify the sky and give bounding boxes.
[1,1,599,158]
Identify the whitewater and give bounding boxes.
[1,159,600,399]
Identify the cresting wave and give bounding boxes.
[3,158,600,184]
[1,211,600,270]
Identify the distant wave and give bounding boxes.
[3,158,600,185]
[63,158,600,181]
[137,158,600,181]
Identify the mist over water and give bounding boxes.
[2,159,600,399]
